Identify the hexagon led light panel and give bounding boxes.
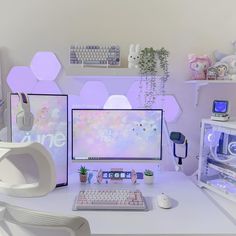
[153,95,182,123]
[32,81,61,94]
[127,82,182,122]
[30,52,61,81]
[104,95,132,109]
[7,66,38,93]
[79,81,109,108]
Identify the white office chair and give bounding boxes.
[0,201,91,236]
[0,142,56,197]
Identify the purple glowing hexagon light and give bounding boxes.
[30,52,61,81]
[7,66,38,93]
[126,81,143,108]
[104,95,132,109]
[32,81,61,94]
[79,81,109,108]
[153,95,182,123]
[68,95,80,122]
[127,82,182,122]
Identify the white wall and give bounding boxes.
[1,0,236,175]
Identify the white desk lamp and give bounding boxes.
[0,201,91,236]
[0,142,56,197]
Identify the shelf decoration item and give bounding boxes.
[207,62,229,80]
[188,54,212,80]
[79,165,88,183]
[143,169,154,184]
[206,66,218,80]
[128,44,141,69]
[210,41,236,80]
[138,47,169,108]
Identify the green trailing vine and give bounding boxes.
[157,47,169,81]
[138,47,157,75]
[137,47,169,108]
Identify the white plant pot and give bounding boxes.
[144,175,154,184]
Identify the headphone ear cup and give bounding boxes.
[16,93,34,131]
[23,111,34,131]
[16,111,25,130]
[16,111,34,131]
[28,112,34,130]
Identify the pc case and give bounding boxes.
[198,119,236,202]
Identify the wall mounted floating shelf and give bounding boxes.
[66,67,140,79]
[186,80,236,106]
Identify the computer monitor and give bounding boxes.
[10,93,68,187]
[72,109,163,161]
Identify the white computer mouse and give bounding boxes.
[157,193,172,209]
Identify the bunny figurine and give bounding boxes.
[128,44,141,68]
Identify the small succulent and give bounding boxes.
[144,169,154,176]
[79,166,88,175]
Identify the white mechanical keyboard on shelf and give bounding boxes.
[73,189,147,211]
[70,45,120,66]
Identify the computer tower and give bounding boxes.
[198,119,236,202]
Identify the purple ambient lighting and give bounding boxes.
[153,95,182,123]
[79,81,109,108]
[104,95,132,109]
[32,81,61,94]
[7,66,38,93]
[68,95,80,122]
[30,52,61,81]
[126,81,142,108]
[127,82,182,122]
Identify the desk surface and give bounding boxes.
[0,171,236,236]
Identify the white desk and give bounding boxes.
[0,171,235,236]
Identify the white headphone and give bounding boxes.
[16,93,34,131]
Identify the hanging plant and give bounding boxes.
[138,47,169,108]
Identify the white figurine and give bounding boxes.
[128,44,141,69]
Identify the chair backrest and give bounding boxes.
[0,201,91,236]
[0,142,56,197]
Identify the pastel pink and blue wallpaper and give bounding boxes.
[72,109,162,161]
[10,94,68,186]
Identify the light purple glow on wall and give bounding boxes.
[7,66,38,93]
[32,81,61,94]
[126,81,143,108]
[30,52,61,81]
[104,95,132,109]
[79,81,109,108]
[68,95,80,122]
[127,82,182,122]
[153,95,182,123]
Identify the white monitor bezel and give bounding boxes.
[71,108,163,163]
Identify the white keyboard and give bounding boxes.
[73,189,147,211]
[70,45,120,66]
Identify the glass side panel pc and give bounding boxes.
[198,120,236,201]
[72,109,163,161]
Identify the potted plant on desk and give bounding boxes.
[79,166,88,183]
[144,169,154,184]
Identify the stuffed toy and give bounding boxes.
[215,62,229,79]
[214,40,236,61]
[211,41,236,80]
[128,44,141,69]
[207,67,218,80]
[220,55,236,79]
[188,54,212,80]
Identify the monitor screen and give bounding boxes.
[10,93,68,187]
[72,109,163,161]
[213,100,228,113]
